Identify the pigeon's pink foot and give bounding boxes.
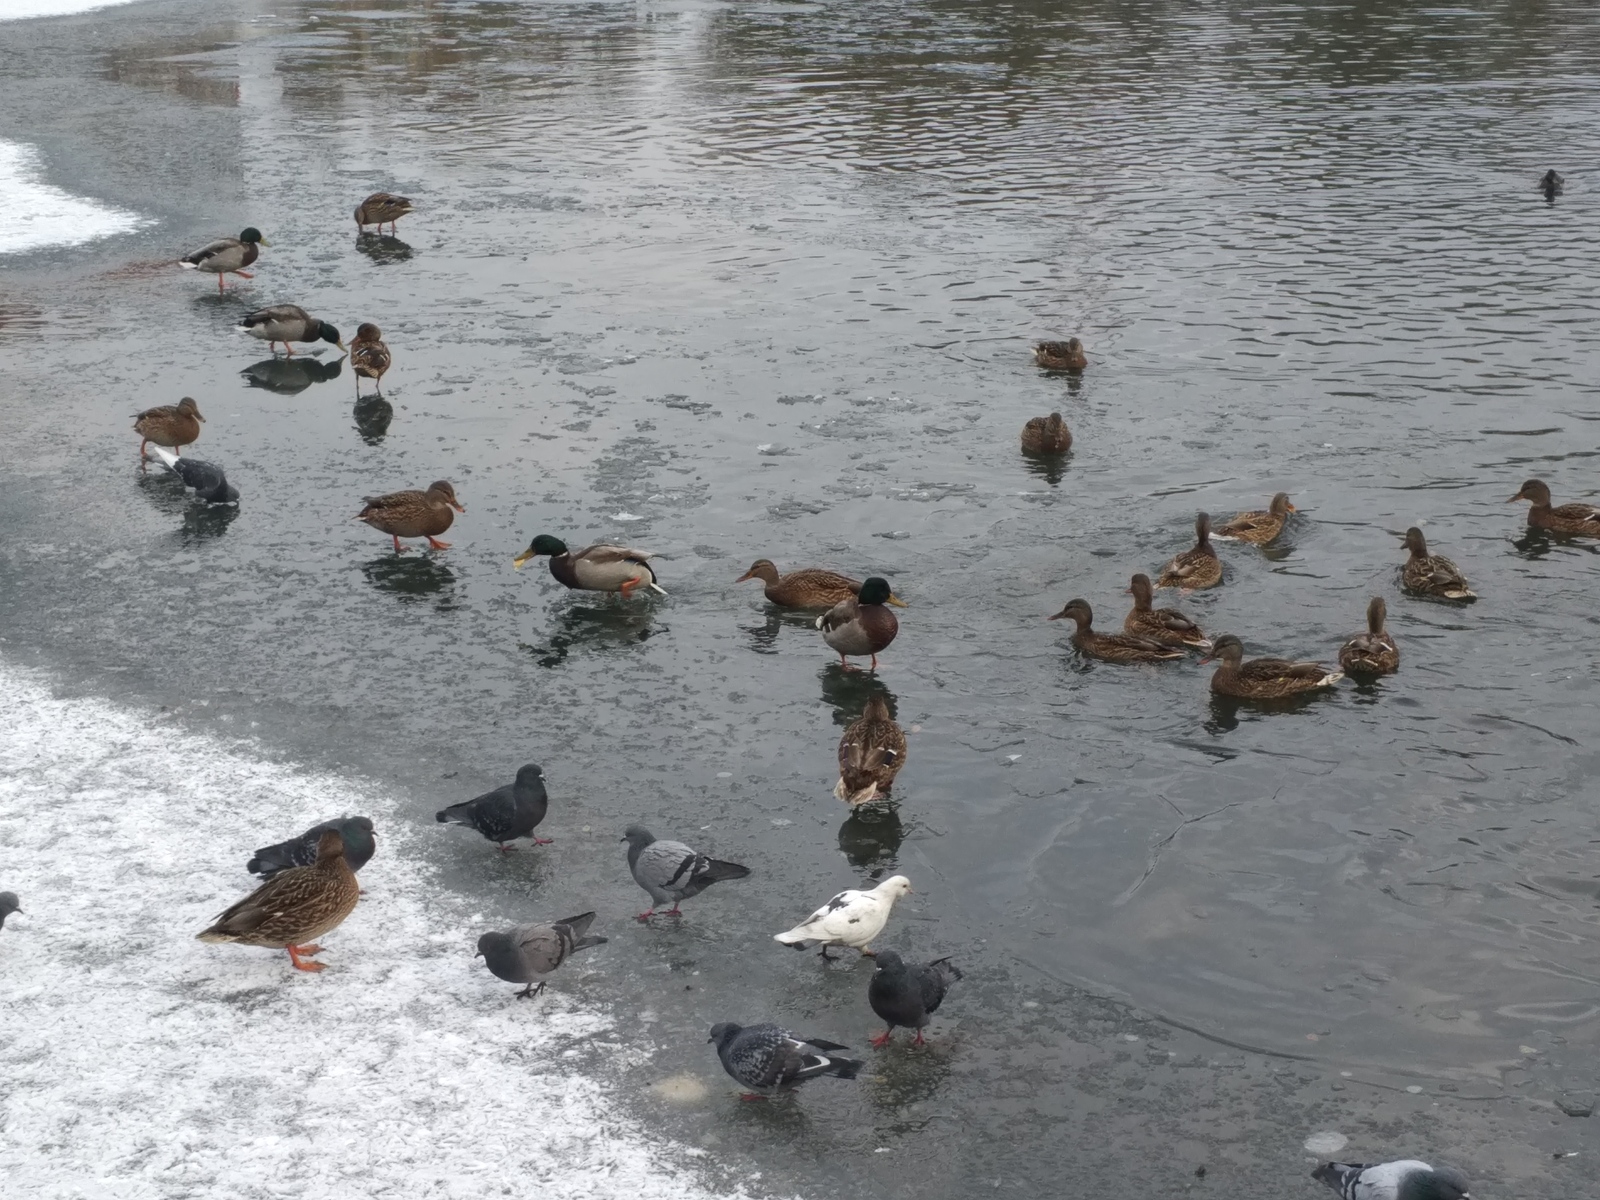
[912,1030,926,1047]
[532,836,554,845]
[739,1093,768,1103]
[636,910,657,922]
[870,1030,894,1048]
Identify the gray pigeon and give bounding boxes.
[476,911,605,998]
[622,824,750,920]
[247,816,376,879]
[867,950,962,1046]
[1313,1160,1472,1200]
[147,444,239,503]
[708,1022,862,1099]
[437,764,550,851]
[0,892,20,930]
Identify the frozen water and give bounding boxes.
[0,140,149,256]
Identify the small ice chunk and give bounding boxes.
[612,511,643,522]
[1304,1132,1348,1155]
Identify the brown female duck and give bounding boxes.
[736,559,906,609]
[1049,598,1184,664]
[1339,597,1399,676]
[196,829,361,972]
[1157,512,1223,590]
[357,480,464,553]
[1212,492,1295,544]
[350,322,391,395]
[355,191,414,235]
[1033,338,1088,371]
[1021,412,1072,455]
[835,693,907,805]
[132,396,204,461]
[1509,479,1600,536]
[1400,527,1475,600]
[1201,634,1342,699]
[1124,573,1210,650]
[817,576,899,671]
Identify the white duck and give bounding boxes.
[773,875,911,959]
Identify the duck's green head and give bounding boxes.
[513,534,568,569]
[858,576,893,605]
[317,322,347,352]
[239,227,269,246]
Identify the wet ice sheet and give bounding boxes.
[0,139,150,256]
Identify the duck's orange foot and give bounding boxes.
[426,537,452,550]
[234,270,254,279]
[287,946,327,972]
[619,578,640,598]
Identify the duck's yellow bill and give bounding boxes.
[886,594,908,608]
[512,550,535,570]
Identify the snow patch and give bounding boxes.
[0,0,144,20]
[0,140,150,256]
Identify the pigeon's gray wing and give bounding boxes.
[508,923,568,975]
[633,839,701,903]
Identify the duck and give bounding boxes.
[1400,527,1475,600]
[1033,338,1088,371]
[835,694,907,805]
[513,535,665,598]
[816,576,899,671]
[179,227,268,292]
[350,323,391,395]
[735,559,906,609]
[196,829,361,972]
[1508,478,1600,536]
[1212,492,1295,544]
[356,480,464,553]
[1049,598,1184,664]
[1156,512,1223,590]
[355,191,414,235]
[1020,412,1072,455]
[1123,573,1210,650]
[1339,596,1399,676]
[237,305,346,357]
[1539,169,1564,200]
[132,396,203,461]
[1201,634,1342,699]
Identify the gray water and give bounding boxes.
[2,1,1599,1196]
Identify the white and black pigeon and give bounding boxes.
[476,912,606,999]
[147,444,239,504]
[708,1022,862,1099]
[622,824,751,921]
[247,816,376,880]
[1313,1160,1472,1200]
[774,874,912,958]
[0,892,20,931]
[868,950,962,1047]
[436,764,550,852]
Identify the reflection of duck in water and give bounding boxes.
[835,694,907,805]
[355,234,414,265]
[241,355,345,395]
[837,805,904,870]
[361,555,457,601]
[353,394,393,443]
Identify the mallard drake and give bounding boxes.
[1157,512,1223,590]
[513,535,665,597]
[237,305,346,357]
[355,192,414,235]
[1124,573,1210,650]
[1339,597,1399,676]
[179,227,268,292]
[350,322,391,395]
[817,576,899,671]
[1034,338,1088,371]
[1213,492,1295,544]
[1201,634,1342,699]
[132,396,203,461]
[1049,598,1184,664]
[196,829,360,972]
[1509,478,1600,536]
[357,480,464,553]
[1539,169,1564,200]
[835,694,907,805]
[735,559,906,609]
[1400,527,1475,600]
[1020,412,1072,455]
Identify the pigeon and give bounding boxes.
[147,444,239,504]
[774,874,912,958]
[1313,1160,1472,1200]
[708,1022,862,1100]
[868,950,962,1047]
[476,912,606,998]
[435,764,550,851]
[247,816,376,880]
[622,824,751,921]
[0,892,20,930]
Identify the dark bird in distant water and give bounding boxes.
[180,227,268,292]
[247,816,376,880]
[196,830,361,972]
[436,764,550,851]
[476,912,605,998]
[1539,169,1564,201]
[622,825,751,921]
[0,891,20,930]
[356,191,414,235]
[350,322,392,395]
[1312,1159,1472,1200]
[868,950,962,1047]
[1034,337,1088,371]
[708,1022,862,1100]
[147,444,238,504]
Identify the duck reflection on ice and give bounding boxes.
[361,555,457,608]
[819,662,897,727]
[355,233,414,265]
[242,354,345,395]
[522,602,659,668]
[354,395,394,444]
[837,804,904,870]
[740,606,816,654]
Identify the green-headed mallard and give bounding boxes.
[817,576,898,671]
[735,559,906,609]
[835,694,907,805]
[1157,512,1223,590]
[1049,598,1184,664]
[1339,597,1399,676]
[513,535,665,598]
[1123,573,1210,650]
[1509,478,1600,536]
[357,480,464,553]
[1400,527,1475,600]
[1213,492,1295,544]
[355,192,414,235]
[238,305,346,358]
[180,227,268,293]
[350,322,391,395]
[132,396,203,461]
[1034,338,1088,371]
[196,829,360,972]
[1021,412,1072,455]
[1201,634,1342,699]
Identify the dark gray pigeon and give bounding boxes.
[1313,1160,1472,1200]
[867,950,962,1046]
[476,912,606,998]
[247,816,376,879]
[436,764,550,851]
[147,444,239,504]
[708,1022,861,1099]
[0,892,20,930]
[622,824,750,920]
